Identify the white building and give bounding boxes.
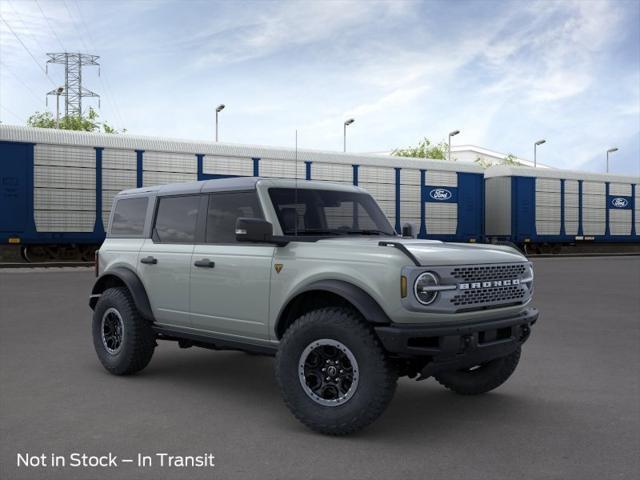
[451,145,552,169]
[367,145,553,169]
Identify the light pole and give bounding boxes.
[534,139,546,168]
[448,130,460,162]
[606,148,618,173]
[55,87,64,129]
[343,118,354,152]
[215,104,225,142]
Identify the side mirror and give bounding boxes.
[235,218,274,243]
[401,223,414,238]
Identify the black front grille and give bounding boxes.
[451,285,526,307]
[451,264,527,283]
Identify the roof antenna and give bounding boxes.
[294,129,298,237]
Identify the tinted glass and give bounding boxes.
[268,188,395,236]
[206,191,263,243]
[154,195,200,243]
[110,197,148,236]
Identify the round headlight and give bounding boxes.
[414,272,439,305]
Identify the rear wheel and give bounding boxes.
[434,347,521,395]
[275,307,397,435]
[92,287,155,375]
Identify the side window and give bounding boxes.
[110,197,148,237]
[206,191,263,244]
[154,195,200,243]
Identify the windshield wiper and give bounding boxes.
[284,229,349,236]
[344,229,392,236]
[282,229,393,236]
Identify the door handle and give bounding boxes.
[194,258,215,268]
[140,256,157,265]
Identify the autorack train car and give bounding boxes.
[484,165,639,253]
[0,125,484,261]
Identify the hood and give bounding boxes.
[399,239,526,266]
[315,237,527,266]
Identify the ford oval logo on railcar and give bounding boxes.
[611,197,629,208]
[429,188,452,201]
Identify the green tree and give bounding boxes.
[474,156,493,169]
[391,137,451,160]
[502,153,522,166]
[27,107,125,134]
[474,153,523,169]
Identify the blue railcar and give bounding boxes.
[484,165,639,251]
[0,125,485,260]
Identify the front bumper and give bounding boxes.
[375,307,538,377]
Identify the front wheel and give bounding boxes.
[275,307,397,435]
[92,287,155,375]
[434,347,521,395]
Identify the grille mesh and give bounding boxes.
[451,285,526,307]
[451,264,526,282]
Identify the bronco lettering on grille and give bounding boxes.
[458,279,520,290]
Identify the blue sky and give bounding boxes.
[1,0,638,175]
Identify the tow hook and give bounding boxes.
[462,334,476,352]
[520,325,531,341]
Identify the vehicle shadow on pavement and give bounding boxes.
[371,381,542,440]
[99,346,566,441]
[115,346,283,400]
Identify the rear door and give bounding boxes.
[190,191,274,340]
[138,194,202,327]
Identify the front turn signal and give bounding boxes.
[400,275,408,298]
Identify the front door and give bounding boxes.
[190,191,274,340]
[138,194,201,327]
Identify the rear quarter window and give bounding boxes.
[110,197,148,237]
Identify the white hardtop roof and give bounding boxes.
[118,177,364,197]
[0,124,483,174]
[484,165,639,184]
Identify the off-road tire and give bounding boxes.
[275,307,397,435]
[434,347,521,395]
[92,287,155,375]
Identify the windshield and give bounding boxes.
[268,188,396,237]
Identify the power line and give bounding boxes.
[0,60,44,105]
[34,0,67,52]
[72,0,125,125]
[62,0,90,52]
[0,104,23,123]
[0,14,57,87]
[6,0,50,56]
[72,0,126,128]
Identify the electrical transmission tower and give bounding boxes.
[46,53,100,117]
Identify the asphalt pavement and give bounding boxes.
[0,257,639,480]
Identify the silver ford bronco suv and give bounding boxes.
[90,177,538,435]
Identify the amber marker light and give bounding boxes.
[401,275,408,298]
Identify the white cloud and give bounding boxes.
[1,0,638,174]
[188,1,409,68]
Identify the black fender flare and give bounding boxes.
[277,279,392,334]
[89,267,154,322]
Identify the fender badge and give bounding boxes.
[274,263,284,274]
